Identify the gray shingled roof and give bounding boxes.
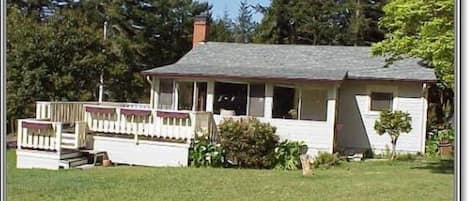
[142,42,436,82]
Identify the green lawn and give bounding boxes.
[7,150,453,201]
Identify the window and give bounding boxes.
[177,81,194,111]
[248,84,265,117]
[158,79,174,110]
[213,82,247,115]
[272,86,297,119]
[370,92,393,111]
[300,89,327,121]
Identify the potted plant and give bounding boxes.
[437,129,454,157]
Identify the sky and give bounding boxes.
[201,0,271,22]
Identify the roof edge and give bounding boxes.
[141,72,343,83]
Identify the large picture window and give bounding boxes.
[213,82,247,115]
[158,79,174,110]
[300,89,327,121]
[272,86,297,119]
[370,92,393,111]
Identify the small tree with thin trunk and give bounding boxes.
[374,110,412,160]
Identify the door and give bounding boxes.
[196,82,207,111]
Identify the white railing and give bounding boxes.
[84,104,213,141]
[36,101,90,123]
[17,119,87,152]
[36,101,151,123]
[17,119,62,152]
[100,102,151,109]
[74,121,87,149]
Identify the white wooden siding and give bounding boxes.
[336,81,426,153]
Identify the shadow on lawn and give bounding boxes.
[411,159,454,174]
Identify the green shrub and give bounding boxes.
[374,110,412,160]
[273,140,308,170]
[312,152,340,168]
[219,118,279,169]
[189,131,224,167]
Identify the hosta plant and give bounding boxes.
[273,140,308,170]
[189,130,224,167]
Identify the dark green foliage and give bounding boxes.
[254,0,385,45]
[312,152,340,168]
[189,132,225,167]
[218,118,279,169]
[273,140,308,170]
[374,110,412,160]
[6,1,210,131]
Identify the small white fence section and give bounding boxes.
[84,104,214,141]
[17,119,87,152]
[17,119,62,151]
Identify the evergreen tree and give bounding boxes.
[234,0,256,43]
[210,9,235,42]
[255,0,385,45]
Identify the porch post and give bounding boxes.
[264,83,273,119]
[151,77,159,109]
[420,83,429,153]
[206,80,214,112]
[326,85,338,153]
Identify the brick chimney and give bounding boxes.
[192,14,209,47]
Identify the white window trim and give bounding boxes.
[366,85,398,115]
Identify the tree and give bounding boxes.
[371,0,454,89]
[6,1,211,132]
[371,0,454,129]
[7,5,129,131]
[374,110,412,160]
[254,0,385,45]
[346,0,386,46]
[234,0,256,43]
[210,9,235,42]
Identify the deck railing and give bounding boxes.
[17,119,87,152]
[36,101,151,123]
[28,101,214,150]
[84,104,213,141]
[17,119,63,152]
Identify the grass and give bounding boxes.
[7,150,453,201]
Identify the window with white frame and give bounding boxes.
[158,79,174,110]
[213,82,248,115]
[370,92,393,111]
[300,89,327,121]
[177,81,194,111]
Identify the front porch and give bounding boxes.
[17,76,341,169]
[149,76,339,156]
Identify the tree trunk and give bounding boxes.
[391,137,398,160]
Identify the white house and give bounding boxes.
[16,15,436,170]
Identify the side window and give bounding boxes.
[370,92,393,111]
[158,79,174,110]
